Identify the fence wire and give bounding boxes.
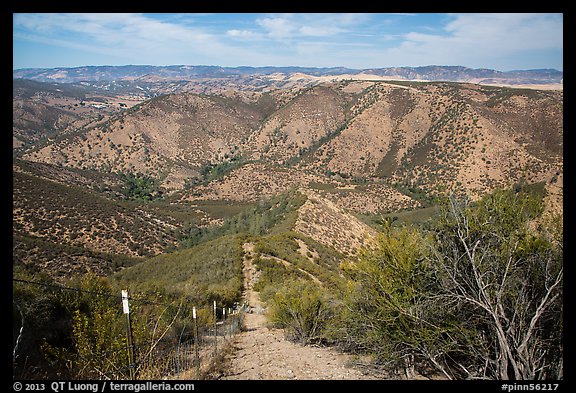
[139,306,246,380]
[13,278,247,380]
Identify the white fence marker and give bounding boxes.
[121,289,135,379]
[121,289,130,314]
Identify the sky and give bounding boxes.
[13,13,563,71]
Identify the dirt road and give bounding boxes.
[219,243,378,380]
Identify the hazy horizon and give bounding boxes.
[12,64,564,73]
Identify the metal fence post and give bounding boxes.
[213,300,217,356]
[121,289,136,380]
[193,306,200,379]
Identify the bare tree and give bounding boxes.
[430,193,563,379]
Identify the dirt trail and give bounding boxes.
[219,243,378,380]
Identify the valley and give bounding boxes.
[12,66,563,380]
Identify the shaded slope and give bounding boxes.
[12,163,195,279]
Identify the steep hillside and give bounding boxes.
[391,83,562,198]
[19,80,562,203]
[13,100,83,149]
[294,189,377,256]
[12,160,218,279]
[13,76,563,282]
[246,84,353,164]
[299,81,562,200]
[12,168,180,257]
[13,79,147,152]
[300,82,427,177]
[21,92,270,191]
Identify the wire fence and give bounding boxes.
[12,278,247,380]
[138,303,246,380]
[160,310,245,380]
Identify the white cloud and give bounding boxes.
[226,29,261,39]
[444,13,562,51]
[385,13,563,70]
[14,13,239,65]
[298,25,344,37]
[257,16,297,40]
[13,13,562,70]
[255,13,371,42]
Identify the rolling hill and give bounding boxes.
[13,66,564,382]
[13,70,563,285]
[19,79,562,200]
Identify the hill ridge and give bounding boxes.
[14,65,563,86]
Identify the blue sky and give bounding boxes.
[13,13,563,71]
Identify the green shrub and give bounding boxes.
[337,224,463,375]
[337,186,562,380]
[179,191,306,248]
[120,172,163,202]
[14,272,214,379]
[268,280,334,345]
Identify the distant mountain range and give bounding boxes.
[13,65,563,85]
